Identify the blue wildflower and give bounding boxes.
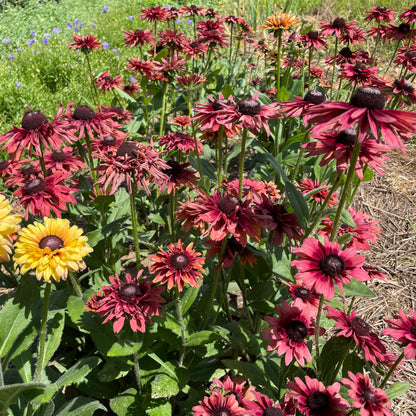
[15,81,21,87]
[3,38,10,44]
[53,27,60,34]
[102,6,109,13]
[9,55,14,61]
[103,42,110,49]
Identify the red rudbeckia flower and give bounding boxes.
[400,6,416,24]
[287,376,350,416]
[158,131,203,155]
[342,372,391,416]
[95,72,124,92]
[44,147,86,174]
[291,236,369,301]
[68,34,101,51]
[211,375,255,408]
[123,28,155,48]
[140,6,168,22]
[192,391,247,416]
[365,7,396,23]
[304,87,416,152]
[150,239,205,291]
[262,300,319,366]
[298,178,339,208]
[383,308,416,359]
[286,281,320,318]
[85,271,165,333]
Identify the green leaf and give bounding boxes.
[335,279,376,298]
[107,340,142,357]
[221,359,268,388]
[42,311,65,370]
[278,86,290,101]
[221,84,233,99]
[320,336,352,385]
[146,400,172,416]
[56,356,101,388]
[151,373,179,399]
[263,153,289,183]
[54,397,106,415]
[386,382,410,401]
[29,384,58,405]
[285,181,309,229]
[186,331,222,346]
[98,357,132,382]
[67,296,87,327]
[109,388,138,416]
[180,287,199,314]
[0,278,39,358]
[0,383,45,412]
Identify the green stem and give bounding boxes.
[238,129,248,198]
[133,351,142,394]
[379,351,405,389]
[34,283,52,382]
[386,40,401,75]
[0,358,3,387]
[201,238,228,329]
[38,143,47,177]
[238,264,255,333]
[330,37,339,99]
[330,137,362,241]
[290,130,309,181]
[217,125,224,185]
[213,260,234,325]
[330,339,354,384]
[129,182,141,271]
[371,22,381,62]
[314,294,324,374]
[176,290,186,367]
[85,53,98,106]
[68,273,83,298]
[159,82,169,136]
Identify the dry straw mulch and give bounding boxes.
[354,144,416,416]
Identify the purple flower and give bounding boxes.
[30,30,36,36]
[67,23,73,29]
[177,19,181,24]
[9,55,14,61]
[187,19,192,25]
[112,49,118,53]
[102,6,109,13]
[128,16,134,21]
[129,75,135,82]
[92,23,97,28]
[3,38,10,44]
[33,49,38,54]
[42,39,48,45]
[79,22,83,27]
[74,19,79,25]
[102,42,110,49]
[74,28,80,33]
[17,47,22,51]
[15,82,21,87]
[27,40,34,47]
[44,33,50,38]
[53,27,60,34]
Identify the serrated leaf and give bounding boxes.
[107,340,142,357]
[54,397,106,415]
[151,373,179,399]
[186,331,222,346]
[335,279,376,298]
[285,181,309,229]
[0,278,39,358]
[0,383,45,412]
[56,356,101,388]
[109,388,138,416]
[386,382,410,401]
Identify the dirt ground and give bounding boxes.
[354,144,416,415]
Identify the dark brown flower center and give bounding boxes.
[213,410,231,416]
[163,160,183,177]
[21,165,37,176]
[51,150,68,162]
[21,110,48,130]
[169,253,190,269]
[264,407,284,416]
[304,90,325,105]
[405,51,416,59]
[307,391,330,414]
[339,46,352,58]
[332,17,346,29]
[101,135,117,146]
[286,320,308,342]
[0,160,9,171]
[237,98,261,116]
[353,63,366,71]
[39,235,64,251]
[227,237,243,253]
[376,7,387,12]
[175,132,192,141]
[398,23,411,34]
[307,30,319,40]
[212,99,231,111]
[119,283,141,301]
[116,142,138,158]
[24,178,46,195]
[412,5,416,12]
[393,79,415,93]
[294,286,311,301]
[363,388,378,404]
[350,87,386,110]
[104,76,113,82]
[336,129,356,146]
[319,253,345,277]
[73,105,96,120]
[410,325,416,337]
[218,194,240,215]
[351,316,371,336]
